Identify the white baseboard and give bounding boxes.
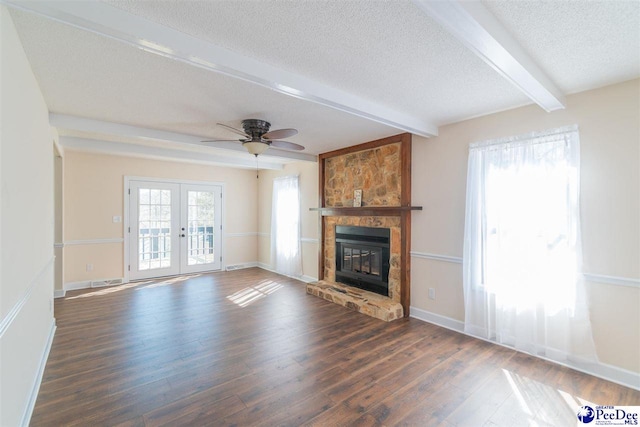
[300,275,319,283]
[63,278,124,292]
[53,289,66,299]
[409,306,640,391]
[257,263,316,283]
[410,306,465,333]
[63,280,91,291]
[225,262,258,271]
[21,320,56,427]
[590,362,640,391]
[91,278,124,288]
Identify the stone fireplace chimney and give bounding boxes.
[307,133,421,321]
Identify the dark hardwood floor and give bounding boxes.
[32,268,639,426]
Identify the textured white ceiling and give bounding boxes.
[104,0,530,124]
[483,0,640,95]
[10,8,398,158]
[8,0,640,165]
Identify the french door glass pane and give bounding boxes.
[187,190,216,266]
[138,188,172,271]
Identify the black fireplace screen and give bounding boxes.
[335,226,390,296]
[342,246,381,277]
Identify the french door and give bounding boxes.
[128,180,222,280]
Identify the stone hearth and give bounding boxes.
[308,215,402,322]
[306,281,403,322]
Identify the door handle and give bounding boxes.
[180,234,185,237]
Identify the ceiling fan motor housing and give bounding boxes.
[241,119,271,140]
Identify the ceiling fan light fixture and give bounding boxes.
[243,141,269,155]
[205,119,304,155]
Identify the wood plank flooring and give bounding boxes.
[31,268,639,426]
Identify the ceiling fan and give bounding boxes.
[203,119,304,156]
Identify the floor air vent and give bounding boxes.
[91,278,124,288]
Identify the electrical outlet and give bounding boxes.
[113,215,122,223]
[86,263,93,272]
[428,288,436,300]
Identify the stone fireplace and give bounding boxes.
[307,133,420,322]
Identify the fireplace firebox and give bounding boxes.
[335,226,390,296]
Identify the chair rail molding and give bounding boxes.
[583,273,640,289]
[0,257,55,338]
[410,251,463,264]
[410,251,640,289]
[64,238,124,246]
[225,232,258,238]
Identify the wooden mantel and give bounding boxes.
[310,206,422,216]
[313,133,416,317]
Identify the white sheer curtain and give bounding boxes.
[463,125,597,365]
[271,175,302,277]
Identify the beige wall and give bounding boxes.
[411,79,640,374]
[257,161,319,280]
[1,6,56,425]
[62,151,259,284]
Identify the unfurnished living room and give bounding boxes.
[1,0,639,426]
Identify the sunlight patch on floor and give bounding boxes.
[558,389,590,414]
[501,368,598,426]
[65,282,141,299]
[503,369,533,416]
[226,280,283,308]
[136,274,201,290]
[65,274,205,299]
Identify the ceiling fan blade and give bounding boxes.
[201,139,242,143]
[270,140,305,151]
[216,123,249,138]
[262,128,298,140]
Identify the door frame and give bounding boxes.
[123,176,226,283]
[179,182,223,274]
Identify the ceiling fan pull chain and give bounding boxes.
[255,154,259,179]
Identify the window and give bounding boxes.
[271,175,302,277]
[463,125,596,363]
